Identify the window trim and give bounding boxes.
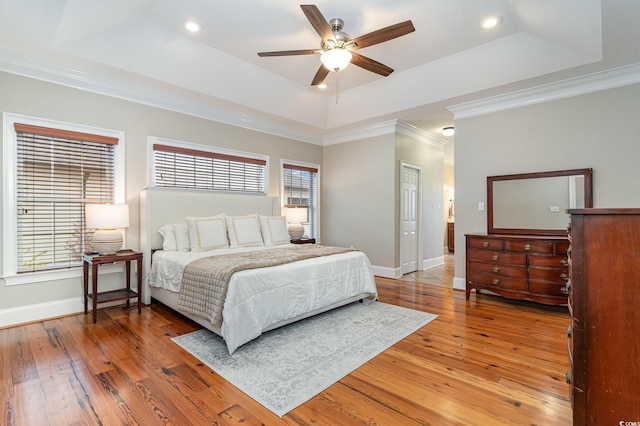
[148,136,269,194]
[2,113,125,285]
[281,159,320,240]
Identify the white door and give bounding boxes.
[401,165,419,274]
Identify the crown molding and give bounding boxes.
[323,119,447,147]
[448,62,640,119]
[0,49,324,145]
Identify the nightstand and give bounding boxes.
[291,238,316,244]
[82,249,143,324]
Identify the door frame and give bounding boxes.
[400,161,423,274]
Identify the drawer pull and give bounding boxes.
[565,371,571,384]
[492,278,500,285]
[561,273,569,281]
[524,243,532,251]
[482,241,489,248]
[492,253,499,261]
[492,266,500,273]
[566,325,571,337]
[560,259,569,267]
[560,281,572,294]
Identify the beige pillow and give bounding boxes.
[186,215,228,251]
[225,214,264,247]
[259,215,290,246]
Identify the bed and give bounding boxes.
[139,187,378,354]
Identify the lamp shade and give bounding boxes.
[320,48,352,72]
[285,206,308,224]
[85,204,129,229]
[85,204,129,255]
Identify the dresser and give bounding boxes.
[566,208,640,425]
[465,233,570,305]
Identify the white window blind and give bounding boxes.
[15,123,117,273]
[153,144,266,193]
[283,163,318,238]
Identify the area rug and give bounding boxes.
[172,301,437,417]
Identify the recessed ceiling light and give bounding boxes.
[184,20,201,32]
[318,83,328,89]
[481,16,502,29]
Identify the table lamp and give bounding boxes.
[285,206,308,240]
[85,204,130,255]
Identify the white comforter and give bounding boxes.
[148,245,378,353]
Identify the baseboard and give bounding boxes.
[0,297,84,329]
[422,255,444,270]
[371,265,401,279]
[453,276,466,291]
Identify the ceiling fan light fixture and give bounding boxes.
[320,48,352,72]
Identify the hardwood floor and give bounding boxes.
[1,255,572,425]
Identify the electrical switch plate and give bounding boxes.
[549,206,560,212]
[478,201,485,211]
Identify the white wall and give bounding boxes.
[453,83,640,286]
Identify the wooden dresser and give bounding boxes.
[566,208,640,425]
[465,233,570,305]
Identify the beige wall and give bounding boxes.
[322,127,445,275]
[0,71,321,310]
[453,83,640,286]
[322,134,396,268]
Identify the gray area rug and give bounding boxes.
[172,301,437,417]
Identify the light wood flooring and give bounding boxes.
[1,255,572,425]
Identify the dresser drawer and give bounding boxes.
[528,267,569,283]
[529,281,568,297]
[469,261,527,279]
[467,272,528,292]
[555,241,570,255]
[467,249,526,265]
[468,237,503,250]
[528,255,569,268]
[503,240,554,254]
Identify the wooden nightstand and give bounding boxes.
[82,249,143,324]
[291,238,316,244]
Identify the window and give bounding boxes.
[3,114,124,284]
[152,140,267,193]
[283,163,319,239]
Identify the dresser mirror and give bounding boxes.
[487,168,593,235]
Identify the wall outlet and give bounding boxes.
[478,201,485,211]
[549,206,560,212]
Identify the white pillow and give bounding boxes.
[173,222,191,252]
[187,215,228,252]
[225,214,264,247]
[158,224,178,251]
[259,215,290,246]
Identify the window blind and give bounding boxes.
[153,144,266,193]
[283,163,318,238]
[15,124,117,273]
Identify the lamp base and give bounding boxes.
[288,223,304,240]
[91,228,123,255]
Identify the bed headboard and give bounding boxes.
[139,187,280,303]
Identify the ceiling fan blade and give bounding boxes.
[301,5,334,42]
[350,20,415,50]
[311,65,330,86]
[258,49,320,57]
[351,52,394,76]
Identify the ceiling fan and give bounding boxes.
[258,4,415,86]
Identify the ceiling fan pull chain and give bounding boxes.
[336,74,339,104]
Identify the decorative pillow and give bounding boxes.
[186,215,228,252]
[158,224,178,251]
[173,222,191,252]
[259,215,290,246]
[225,214,264,247]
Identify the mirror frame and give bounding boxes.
[487,168,593,236]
